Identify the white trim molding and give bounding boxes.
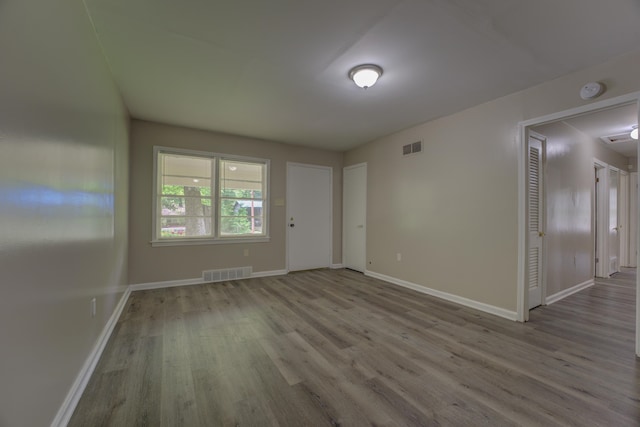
[545,279,594,306]
[129,277,203,292]
[365,270,518,321]
[251,269,288,279]
[330,263,344,269]
[130,270,288,291]
[51,287,131,427]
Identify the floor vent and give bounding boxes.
[203,266,252,283]
[402,140,423,156]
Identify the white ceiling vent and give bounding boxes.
[402,141,422,156]
[600,133,634,145]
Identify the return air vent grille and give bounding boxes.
[600,133,633,145]
[203,266,252,282]
[402,140,423,156]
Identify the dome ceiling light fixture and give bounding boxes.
[349,64,383,89]
[631,125,638,140]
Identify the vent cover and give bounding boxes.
[203,266,252,282]
[402,140,423,156]
[600,133,633,145]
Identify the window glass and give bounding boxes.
[154,150,267,242]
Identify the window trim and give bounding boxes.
[151,146,270,247]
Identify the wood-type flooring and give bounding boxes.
[69,268,640,426]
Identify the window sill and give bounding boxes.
[150,236,270,247]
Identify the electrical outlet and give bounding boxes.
[90,298,97,318]
[396,253,402,261]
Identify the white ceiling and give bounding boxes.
[84,0,640,151]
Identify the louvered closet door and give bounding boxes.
[528,135,544,309]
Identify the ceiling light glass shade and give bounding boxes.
[349,64,383,89]
[631,127,638,140]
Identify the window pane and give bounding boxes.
[161,196,213,216]
[162,154,211,179]
[161,216,212,238]
[219,159,265,236]
[220,160,264,194]
[157,152,215,240]
[220,199,263,235]
[220,216,263,236]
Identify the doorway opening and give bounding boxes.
[517,91,640,356]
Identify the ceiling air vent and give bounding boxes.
[402,140,422,156]
[600,133,633,145]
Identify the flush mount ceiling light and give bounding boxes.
[631,125,638,140]
[349,64,383,89]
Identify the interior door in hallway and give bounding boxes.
[343,163,366,272]
[287,163,332,271]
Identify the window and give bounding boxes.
[153,147,268,245]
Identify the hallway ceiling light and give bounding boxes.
[349,64,383,89]
[631,125,638,140]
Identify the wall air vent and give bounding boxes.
[600,133,633,145]
[402,140,423,156]
[203,266,252,283]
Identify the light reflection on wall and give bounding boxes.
[0,139,114,244]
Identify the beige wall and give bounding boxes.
[129,120,343,284]
[345,51,640,313]
[533,121,629,297]
[0,1,129,426]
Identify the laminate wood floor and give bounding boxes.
[69,269,640,426]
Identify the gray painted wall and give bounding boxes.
[0,1,129,426]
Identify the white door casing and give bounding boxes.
[343,163,367,272]
[287,163,332,271]
[609,167,620,275]
[594,161,608,278]
[630,172,638,268]
[528,132,545,309]
[619,171,630,267]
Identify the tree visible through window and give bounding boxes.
[155,148,267,242]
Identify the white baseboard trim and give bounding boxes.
[330,263,344,269]
[365,270,518,321]
[251,269,288,278]
[130,270,289,292]
[129,277,203,291]
[545,278,594,305]
[51,287,131,427]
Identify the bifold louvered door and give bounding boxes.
[528,134,545,309]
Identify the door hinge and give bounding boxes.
[596,177,600,183]
[595,257,599,263]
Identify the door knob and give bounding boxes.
[538,232,545,237]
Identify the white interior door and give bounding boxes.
[609,167,620,275]
[343,163,366,272]
[528,133,545,309]
[287,163,332,271]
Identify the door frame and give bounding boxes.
[527,130,547,309]
[342,162,367,273]
[516,91,640,357]
[619,170,630,267]
[594,159,609,278]
[286,162,333,272]
[630,172,638,268]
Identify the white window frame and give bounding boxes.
[151,146,270,247]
